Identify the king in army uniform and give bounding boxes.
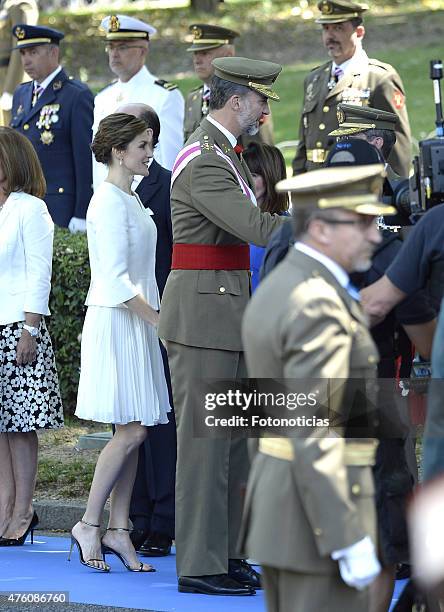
[92,14,184,186]
[184,23,274,147]
[0,0,38,125]
[10,25,94,230]
[240,165,397,612]
[292,0,412,177]
[158,56,284,596]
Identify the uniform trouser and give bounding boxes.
[129,342,176,538]
[261,566,369,612]
[167,341,250,577]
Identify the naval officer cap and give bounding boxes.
[315,0,368,24]
[100,15,157,41]
[276,165,396,216]
[12,24,64,49]
[212,57,282,101]
[187,24,239,52]
[329,104,398,136]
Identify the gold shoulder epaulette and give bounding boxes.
[155,79,178,91]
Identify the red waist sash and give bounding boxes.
[171,244,250,270]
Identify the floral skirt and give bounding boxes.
[0,320,63,432]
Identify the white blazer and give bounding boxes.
[0,192,54,325]
[85,181,159,309]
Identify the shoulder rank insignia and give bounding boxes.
[155,79,178,92]
[200,134,214,153]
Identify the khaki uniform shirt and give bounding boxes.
[292,51,412,177]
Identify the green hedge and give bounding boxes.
[48,228,90,416]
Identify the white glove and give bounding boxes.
[0,92,13,111]
[68,217,86,233]
[331,535,381,590]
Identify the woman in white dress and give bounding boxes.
[71,114,170,573]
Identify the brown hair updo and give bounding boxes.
[91,113,148,165]
[0,127,46,198]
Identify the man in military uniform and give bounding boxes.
[93,14,184,186]
[240,165,396,611]
[292,0,411,177]
[0,0,38,125]
[10,25,94,230]
[330,103,414,225]
[184,23,274,146]
[158,56,284,596]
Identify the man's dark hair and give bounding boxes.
[350,17,363,28]
[209,75,251,110]
[363,128,397,160]
[139,107,160,148]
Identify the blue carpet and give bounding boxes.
[0,534,408,611]
[0,534,265,611]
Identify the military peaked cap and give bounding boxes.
[100,15,156,40]
[276,164,396,216]
[212,57,282,101]
[12,24,64,49]
[316,0,368,24]
[329,104,399,136]
[187,24,239,52]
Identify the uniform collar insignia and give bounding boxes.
[53,80,62,91]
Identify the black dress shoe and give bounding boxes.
[129,528,150,551]
[228,559,262,589]
[178,574,255,595]
[139,532,172,557]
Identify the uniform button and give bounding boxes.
[368,355,377,364]
[314,527,322,536]
[58,187,64,193]
[351,484,361,495]
[319,123,326,130]
[316,141,323,147]
[23,124,29,130]
[322,106,329,113]
[219,286,226,293]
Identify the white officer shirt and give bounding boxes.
[92,65,184,188]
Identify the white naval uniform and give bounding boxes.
[92,65,184,187]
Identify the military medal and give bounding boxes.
[36,104,60,130]
[40,130,54,145]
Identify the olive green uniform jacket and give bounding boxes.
[292,52,412,177]
[0,0,38,124]
[183,84,275,147]
[239,248,378,576]
[159,117,283,349]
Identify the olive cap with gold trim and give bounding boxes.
[187,24,239,52]
[329,104,398,136]
[212,56,282,101]
[100,15,156,41]
[316,0,368,24]
[12,24,64,49]
[276,165,396,216]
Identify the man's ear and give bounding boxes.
[356,25,365,40]
[229,94,241,111]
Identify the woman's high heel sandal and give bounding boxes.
[101,527,156,573]
[0,511,39,547]
[68,519,110,572]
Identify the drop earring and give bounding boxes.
[119,158,123,166]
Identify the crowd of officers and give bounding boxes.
[4,0,444,609]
